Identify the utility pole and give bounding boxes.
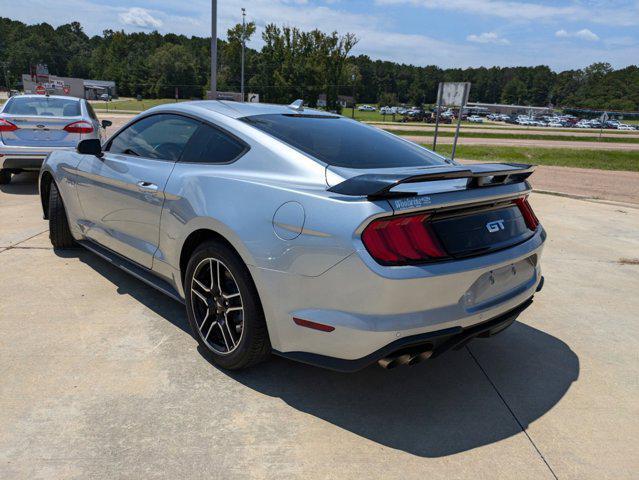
[211,0,217,99]
[241,7,246,102]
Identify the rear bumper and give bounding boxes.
[275,295,536,372]
[0,144,74,171]
[251,227,546,363]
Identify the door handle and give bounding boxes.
[137,181,158,192]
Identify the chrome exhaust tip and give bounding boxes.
[378,344,433,369]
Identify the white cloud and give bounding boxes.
[375,0,639,27]
[119,7,163,29]
[467,32,510,45]
[556,28,600,41]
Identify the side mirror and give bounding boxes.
[77,139,103,157]
[101,119,112,129]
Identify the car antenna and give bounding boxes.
[288,99,304,112]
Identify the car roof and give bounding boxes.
[10,94,81,102]
[158,100,336,120]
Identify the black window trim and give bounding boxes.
[104,111,250,165]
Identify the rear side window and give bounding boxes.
[241,113,447,168]
[180,124,247,163]
[4,97,80,117]
[107,114,200,161]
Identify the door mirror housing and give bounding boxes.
[101,119,112,129]
[77,139,103,157]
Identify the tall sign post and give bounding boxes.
[432,83,444,151]
[211,0,218,99]
[241,7,246,102]
[432,82,470,160]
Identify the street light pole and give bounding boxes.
[210,0,217,99]
[241,7,246,102]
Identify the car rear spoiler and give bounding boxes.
[327,163,536,200]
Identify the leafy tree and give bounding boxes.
[501,78,528,104]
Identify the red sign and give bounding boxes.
[35,85,46,95]
[63,86,70,94]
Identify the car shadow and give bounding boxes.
[213,320,579,458]
[0,172,39,195]
[55,247,579,458]
[54,247,190,335]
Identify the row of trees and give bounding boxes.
[1,17,638,111]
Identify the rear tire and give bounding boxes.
[48,182,75,249]
[0,170,11,184]
[185,240,271,370]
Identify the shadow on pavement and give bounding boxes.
[55,246,579,458]
[218,320,579,458]
[0,172,39,195]
[55,247,190,335]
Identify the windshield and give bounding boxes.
[3,97,81,117]
[241,113,447,169]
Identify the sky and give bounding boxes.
[3,0,639,71]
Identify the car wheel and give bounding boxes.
[0,170,11,184]
[185,240,271,370]
[48,182,76,249]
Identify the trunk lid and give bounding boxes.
[0,115,82,147]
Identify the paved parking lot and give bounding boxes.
[1,173,638,479]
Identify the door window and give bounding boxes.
[180,124,248,164]
[107,114,200,161]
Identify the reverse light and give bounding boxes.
[361,213,447,265]
[64,121,94,134]
[515,197,540,230]
[0,119,18,132]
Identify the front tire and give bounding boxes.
[48,182,75,249]
[0,170,11,184]
[185,240,271,370]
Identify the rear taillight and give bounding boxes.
[515,197,539,230]
[361,213,447,265]
[64,121,94,134]
[0,119,18,132]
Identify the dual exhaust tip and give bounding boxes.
[378,344,434,369]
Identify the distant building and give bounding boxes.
[317,94,354,108]
[21,71,117,99]
[465,102,553,116]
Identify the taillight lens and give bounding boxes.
[64,121,94,134]
[0,119,18,132]
[361,213,447,265]
[515,197,539,230]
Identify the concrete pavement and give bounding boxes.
[1,173,637,479]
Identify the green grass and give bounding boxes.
[92,98,188,112]
[388,129,639,144]
[427,144,639,172]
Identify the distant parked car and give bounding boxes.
[467,115,483,123]
[0,94,110,184]
[99,93,112,101]
[357,105,376,112]
[617,124,634,131]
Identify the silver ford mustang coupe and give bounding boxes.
[39,100,545,371]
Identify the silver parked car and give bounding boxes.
[39,101,545,371]
[0,95,110,184]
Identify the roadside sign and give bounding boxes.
[438,82,471,107]
[63,86,70,94]
[433,82,471,161]
[35,85,46,95]
[599,112,609,123]
[248,93,259,103]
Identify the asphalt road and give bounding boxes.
[1,173,638,479]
